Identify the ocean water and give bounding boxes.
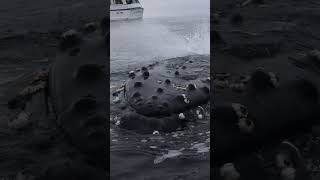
[110,16,210,180]
[110,16,210,82]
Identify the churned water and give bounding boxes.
[110,16,210,81]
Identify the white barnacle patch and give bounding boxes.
[196,106,205,119]
[181,94,190,104]
[196,109,203,119]
[114,86,125,94]
[153,130,160,135]
[172,133,179,138]
[112,96,120,104]
[178,113,185,120]
[220,163,240,180]
[173,83,187,91]
[115,120,121,126]
[110,116,119,124]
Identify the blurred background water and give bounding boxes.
[111,16,209,75]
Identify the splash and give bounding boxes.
[110,17,209,72]
[183,20,210,55]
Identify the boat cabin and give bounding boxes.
[111,0,140,5]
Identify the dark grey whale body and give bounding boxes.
[49,23,108,164]
[125,63,209,116]
[213,69,320,165]
[118,55,210,134]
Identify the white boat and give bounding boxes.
[110,0,144,21]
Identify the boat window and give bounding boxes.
[112,0,139,5]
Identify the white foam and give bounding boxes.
[154,148,184,164]
[191,143,210,153]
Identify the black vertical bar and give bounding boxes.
[210,0,214,178]
[106,1,111,179]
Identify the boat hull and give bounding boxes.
[111,8,143,21]
[110,3,143,21]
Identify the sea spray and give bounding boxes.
[110,17,209,73]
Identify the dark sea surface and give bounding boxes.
[0,0,104,38]
[110,16,210,180]
[0,0,105,119]
[0,0,210,178]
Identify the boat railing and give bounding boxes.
[110,3,143,10]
